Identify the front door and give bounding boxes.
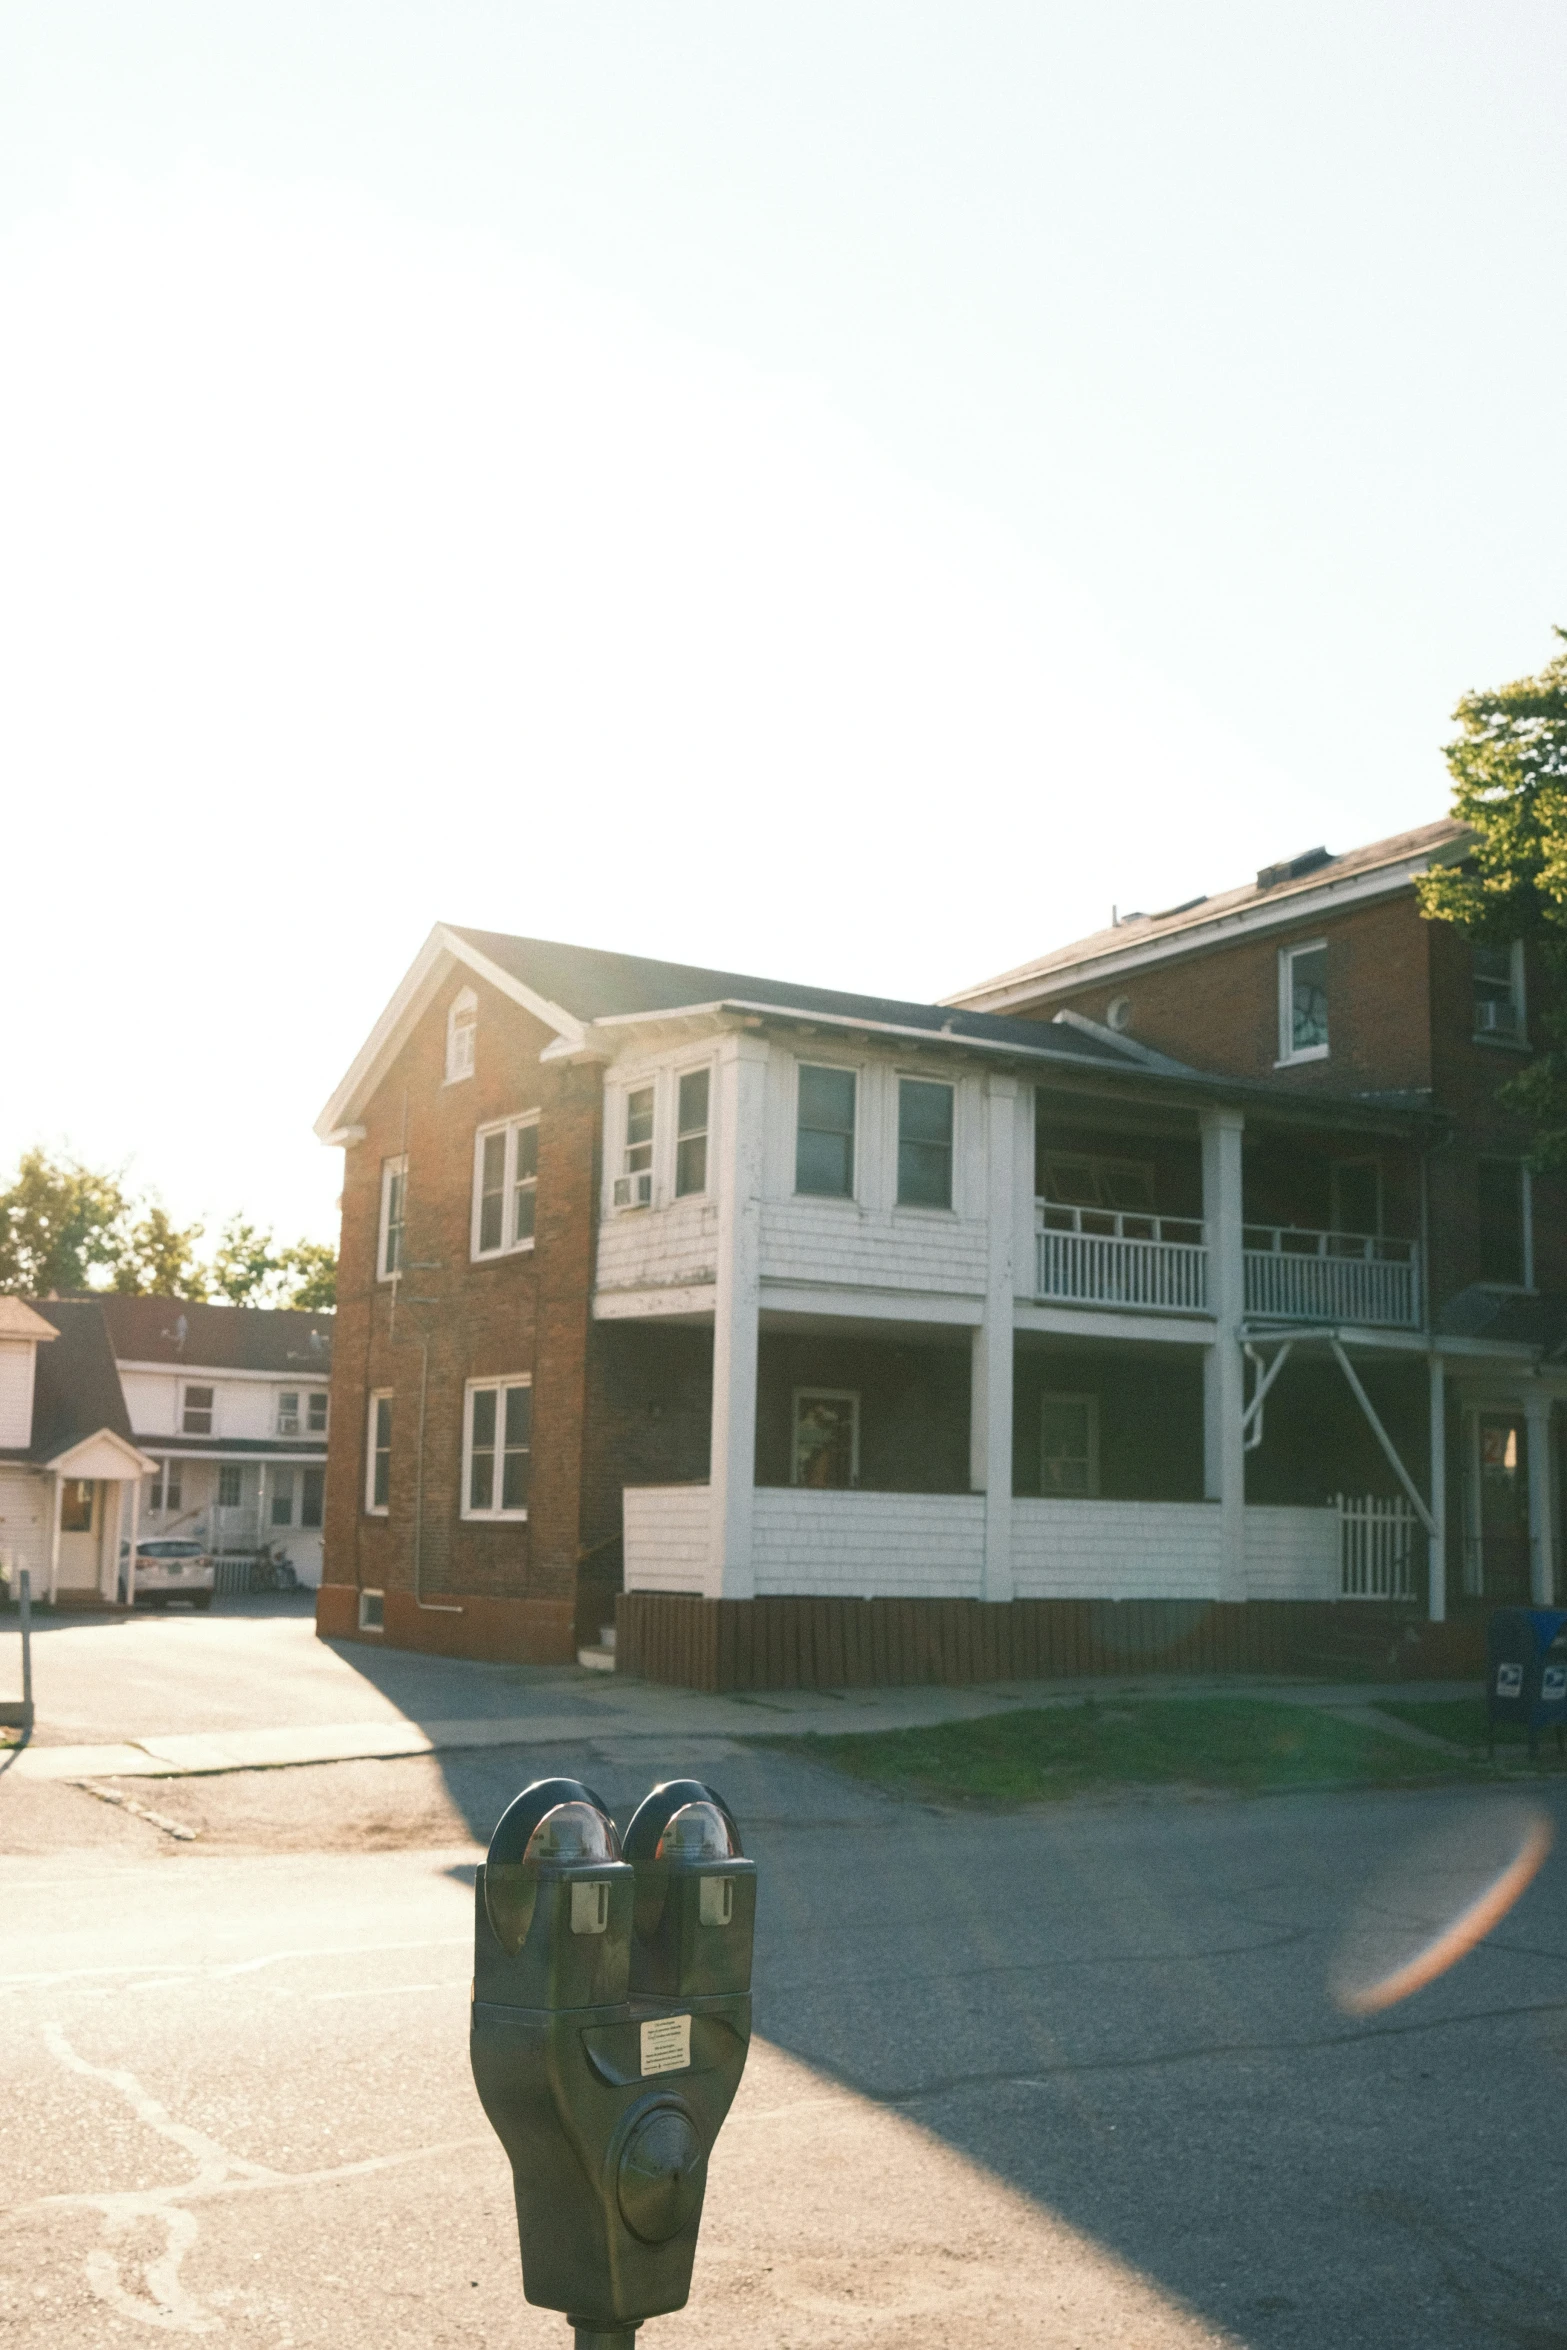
[1468,1413,1533,1603]
[56,1478,102,1592]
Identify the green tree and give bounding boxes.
[1416,628,1567,1165]
[276,1239,337,1311]
[111,1204,209,1300]
[0,1148,129,1295]
[211,1217,337,1309]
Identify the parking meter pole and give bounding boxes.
[573,2326,637,2350]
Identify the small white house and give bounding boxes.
[0,1298,157,1605]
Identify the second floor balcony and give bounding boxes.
[1034,1203,1423,1329]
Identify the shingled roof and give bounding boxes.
[92,1296,334,1373]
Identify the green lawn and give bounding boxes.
[1375,1696,1567,1756]
[770,1696,1497,1806]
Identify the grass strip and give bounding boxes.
[1375,1697,1567,1758]
[767,1696,1500,1806]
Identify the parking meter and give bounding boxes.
[470,1777,755,2349]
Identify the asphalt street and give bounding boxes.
[3,1608,1566,2348]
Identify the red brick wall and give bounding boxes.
[320,964,598,1663]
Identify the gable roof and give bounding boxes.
[93,1296,334,1374]
[22,1300,136,1464]
[945,817,1471,1014]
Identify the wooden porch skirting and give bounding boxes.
[616,1592,1484,1693]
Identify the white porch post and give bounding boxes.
[126,1472,140,1607]
[100,1483,120,1604]
[1427,1355,1447,1622]
[48,1472,62,1605]
[970,1075,1017,1604]
[708,1031,768,1600]
[1525,1387,1556,1606]
[1200,1106,1247,1601]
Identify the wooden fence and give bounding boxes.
[616,1591,1483,1692]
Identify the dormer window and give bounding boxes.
[446,988,477,1083]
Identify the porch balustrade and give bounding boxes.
[1034,1201,1208,1314]
[1243,1226,1421,1329]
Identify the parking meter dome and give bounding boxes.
[655,1802,739,1862]
[485,1777,620,1956]
[624,1780,743,1866]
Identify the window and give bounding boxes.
[217,1464,243,1509]
[148,1460,182,1515]
[1040,1393,1100,1497]
[463,1378,532,1517]
[182,1383,214,1436]
[271,1469,295,1527]
[307,1391,329,1434]
[367,1392,392,1513]
[896,1077,954,1209]
[676,1068,710,1198]
[277,1391,300,1435]
[1478,1157,1530,1287]
[358,1588,384,1632]
[301,1467,325,1530]
[796,1065,857,1198]
[612,1086,655,1209]
[60,1479,94,1533]
[1278,941,1329,1063]
[446,987,477,1083]
[473,1117,539,1257]
[1040,1154,1156,1212]
[378,1157,407,1281]
[791,1390,859,1488]
[1330,1159,1382,1237]
[1473,943,1525,1041]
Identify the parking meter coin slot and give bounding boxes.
[475,1865,634,2012]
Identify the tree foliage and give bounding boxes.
[0,1148,335,1308]
[1415,629,1567,1166]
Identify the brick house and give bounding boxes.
[949,817,1567,1617]
[312,888,1526,1683]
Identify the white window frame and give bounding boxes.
[217,1463,243,1511]
[307,1390,329,1434]
[277,1389,301,1436]
[1472,940,1528,1046]
[1477,1157,1534,1292]
[610,1082,657,1212]
[895,1073,956,1214]
[446,987,477,1084]
[358,1588,385,1633]
[377,1156,407,1284]
[673,1062,712,1200]
[1040,1391,1100,1498]
[462,1375,533,1521]
[1277,939,1330,1067]
[182,1382,214,1436]
[790,1388,861,1489]
[365,1390,392,1515]
[472,1114,540,1260]
[794,1060,860,1203]
[270,1466,296,1528]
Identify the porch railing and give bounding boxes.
[1243,1226,1421,1329]
[1337,1492,1420,1600]
[1036,1201,1208,1314]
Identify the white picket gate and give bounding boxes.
[1336,1492,1419,1600]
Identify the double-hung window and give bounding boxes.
[675,1068,710,1197]
[301,1467,325,1529]
[795,1065,857,1198]
[897,1077,954,1209]
[217,1464,243,1509]
[378,1157,407,1281]
[614,1087,655,1209]
[446,988,477,1082]
[463,1378,532,1518]
[307,1390,329,1434]
[1473,944,1525,1041]
[182,1383,214,1436]
[149,1460,182,1514]
[1478,1158,1531,1288]
[1278,940,1329,1064]
[1040,1393,1099,1497]
[277,1390,301,1435]
[473,1117,539,1258]
[271,1469,296,1527]
[366,1392,392,1514]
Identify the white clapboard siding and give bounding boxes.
[596,1198,721,1302]
[758,1201,987,1299]
[751,1490,986,1598]
[1013,1499,1225,1600]
[1244,1505,1340,1600]
[0,1343,38,1450]
[0,1467,52,1588]
[623,1484,715,1596]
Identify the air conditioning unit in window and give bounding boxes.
[613,1171,654,1209]
[1475,998,1520,1035]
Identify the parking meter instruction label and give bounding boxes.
[640,2014,691,2076]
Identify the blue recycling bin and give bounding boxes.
[1486,1608,1567,1757]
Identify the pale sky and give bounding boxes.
[2,2,1564,1247]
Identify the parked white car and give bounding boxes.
[120,1537,215,1610]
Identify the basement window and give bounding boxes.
[358,1588,385,1633]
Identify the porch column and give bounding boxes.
[971,1074,1017,1604]
[708,1031,769,1600]
[1427,1355,1447,1622]
[48,1472,62,1605]
[1200,1106,1247,1600]
[1525,1387,1556,1606]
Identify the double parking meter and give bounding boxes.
[470,1777,756,2348]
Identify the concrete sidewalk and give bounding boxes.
[3,1672,1481,1782]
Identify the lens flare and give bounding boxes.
[1332,1803,1552,2017]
